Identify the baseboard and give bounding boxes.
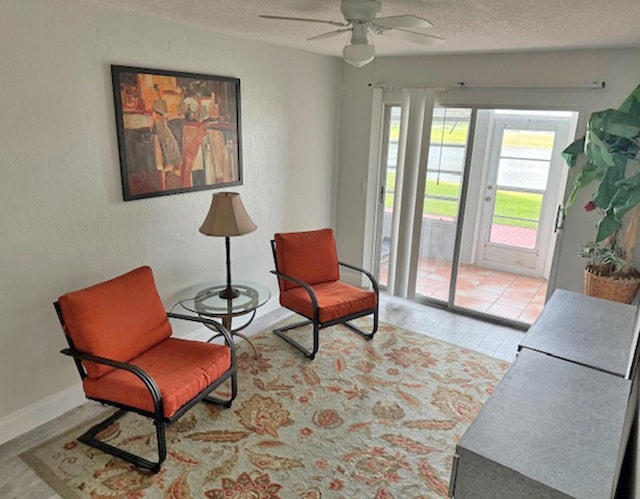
[0,383,86,446]
[0,301,283,446]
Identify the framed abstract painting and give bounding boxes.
[111,65,242,201]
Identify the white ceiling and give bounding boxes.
[91,0,640,57]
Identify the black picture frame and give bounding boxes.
[111,65,242,201]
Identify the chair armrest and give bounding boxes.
[270,269,318,299]
[270,270,319,318]
[166,312,236,364]
[339,261,380,296]
[60,348,163,415]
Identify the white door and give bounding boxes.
[476,113,575,277]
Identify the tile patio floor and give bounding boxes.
[381,257,547,325]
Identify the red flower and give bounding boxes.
[584,201,596,212]
[329,479,345,491]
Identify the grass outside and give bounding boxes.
[390,123,554,149]
[385,175,542,229]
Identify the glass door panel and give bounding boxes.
[490,190,543,249]
[415,108,472,302]
[376,105,401,288]
[488,129,554,250]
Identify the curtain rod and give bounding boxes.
[370,81,606,91]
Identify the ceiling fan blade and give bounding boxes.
[259,14,348,28]
[381,28,444,47]
[372,15,433,30]
[307,28,352,41]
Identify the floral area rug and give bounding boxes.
[21,319,509,498]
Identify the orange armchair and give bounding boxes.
[54,266,237,473]
[270,228,378,359]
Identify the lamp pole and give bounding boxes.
[219,236,239,300]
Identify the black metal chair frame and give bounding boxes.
[54,304,238,474]
[270,239,379,360]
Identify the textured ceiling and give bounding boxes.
[90,0,640,57]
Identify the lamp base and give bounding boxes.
[219,287,240,300]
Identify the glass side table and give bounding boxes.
[171,279,271,356]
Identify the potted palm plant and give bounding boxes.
[563,83,640,303]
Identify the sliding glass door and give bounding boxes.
[414,108,473,302]
[451,111,577,323]
[375,102,578,326]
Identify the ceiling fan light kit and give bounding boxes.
[343,41,375,67]
[344,20,375,67]
[260,0,443,68]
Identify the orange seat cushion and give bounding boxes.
[57,266,172,379]
[279,281,377,323]
[274,228,340,291]
[83,337,231,418]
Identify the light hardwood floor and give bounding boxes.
[0,293,523,498]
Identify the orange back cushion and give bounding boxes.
[274,228,340,291]
[57,266,172,379]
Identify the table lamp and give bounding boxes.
[199,192,257,299]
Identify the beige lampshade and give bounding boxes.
[199,192,257,237]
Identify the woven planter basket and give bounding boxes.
[583,266,640,304]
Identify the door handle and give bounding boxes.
[554,204,565,232]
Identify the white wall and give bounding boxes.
[0,0,342,442]
[335,49,640,293]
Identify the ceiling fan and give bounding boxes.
[259,0,444,68]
